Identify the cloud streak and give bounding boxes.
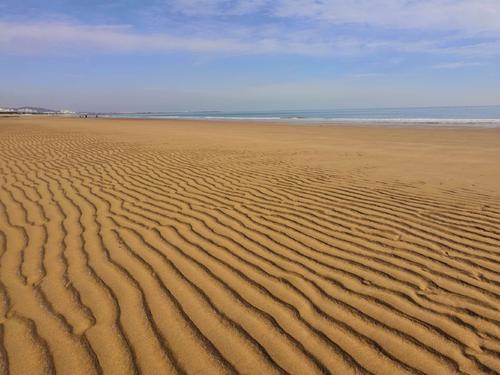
[169,0,500,34]
[1,19,499,59]
[432,61,486,69]
[1,0,499,59]
[273,0,500,34]
[0,21,339,55]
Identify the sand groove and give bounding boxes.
[0,118,499,374]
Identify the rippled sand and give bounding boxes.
[1,116,499,374]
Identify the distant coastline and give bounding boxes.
[0,106,74,115]
[4,105,500,127]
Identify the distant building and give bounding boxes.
[17,108,37,113]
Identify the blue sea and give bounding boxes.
[105,105,500,126]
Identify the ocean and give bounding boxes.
[105,105,500,126]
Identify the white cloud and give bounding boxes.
[168,0,500,35]
[432,61,486,69]
[1,21,348,55]
[170,0,269,16]
[273,0,500,34]
[1,19,499,58]
[2,0,500,58]
[0,20,384,56]
[0,22,240,54]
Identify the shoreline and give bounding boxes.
[102,114,500,127]
[5,113,500,129]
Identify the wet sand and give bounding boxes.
[1,116,499,374]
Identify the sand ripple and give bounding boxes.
[0,118,499,374]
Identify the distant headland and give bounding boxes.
[0,106,74,115]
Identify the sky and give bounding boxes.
[1,0,500,112]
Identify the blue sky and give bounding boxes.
[1,0,499,112]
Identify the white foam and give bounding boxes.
[103,114,500,127]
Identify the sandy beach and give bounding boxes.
[0,116,499,374]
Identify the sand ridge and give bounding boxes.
[0,116,499,374]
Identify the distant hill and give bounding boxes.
[0,106,74,114]
[14,106,59,113]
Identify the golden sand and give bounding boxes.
[0,116,499,374]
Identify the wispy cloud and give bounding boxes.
[170,0,270,16]
[432,61,486,69]
[0,21,335,55]
[2,19,500,58]
[1,0,500,58]
[273,0,500,34]
[168,0,500,35]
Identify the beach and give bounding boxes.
[1,115,499,374]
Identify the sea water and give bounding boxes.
[106,105,500,126]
